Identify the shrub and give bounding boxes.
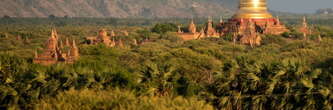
[35,89,214,110]
[151,23,177,34]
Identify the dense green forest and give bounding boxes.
[0,17,333,109]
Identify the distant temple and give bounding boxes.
[177,18,219,40]
[297,17,311,39]
[85,29,127,47]
[33,29,79,65]
[177,0,289,46]
[221,0,288,36]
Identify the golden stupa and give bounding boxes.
[221,0,288,35]
[233,0,273,19]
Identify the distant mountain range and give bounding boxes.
[0,0,239,18]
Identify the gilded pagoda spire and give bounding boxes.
[234,0,273,19]
[221,0,288,37]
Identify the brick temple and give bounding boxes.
[33,29,79,65]
[221,0,288,36]
[86,29,128,47]
[177,18,220,40]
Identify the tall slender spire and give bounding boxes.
[302,16,308,28]
[51,28,58,39]
[72,40,77,49]
[219,16,224,23]
[47,28,58,50]
[70,40,79,59]
[207,17,214,30]
[188,19,196,33]
[65,37,70,47]
[59,39,64,48]
[205,17,217,37]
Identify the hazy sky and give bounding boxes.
[267,0,333,13]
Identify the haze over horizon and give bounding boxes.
[0,0,332,18]
[268,0,333,13]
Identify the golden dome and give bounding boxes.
[233,0,273,19]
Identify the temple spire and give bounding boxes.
[234,0,273,19]
[70,40,79,59]
[59,39,64,48]
[65,37,70,46]
[51,28,58,39]
[302,16,308,28]
[207,17,214,30]
[188,19,196,33]
[72,40,77,48]
[205,16,218,37]
[219,16,224,23]
[177,25,183,33]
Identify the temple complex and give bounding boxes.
[177,18,219,40]
[33,29,79,65]
[221,0,289,36]
[176,19,200,40]
[176,0,288,44]
[86,29,116,47]
[86,29,129,47]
